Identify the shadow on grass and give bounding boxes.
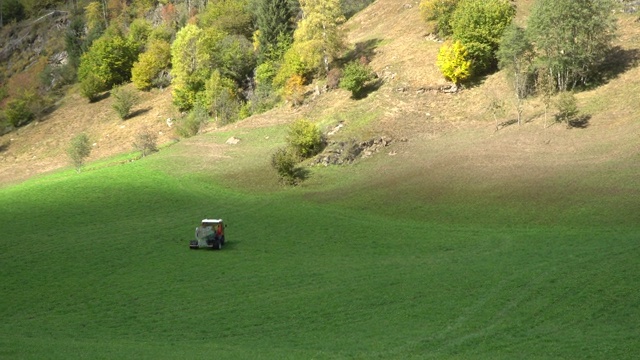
[568,114,591,129]
[341,38,383,64]
[127,107,152,120]
[591,47,640,87]
[89,91,111,103]
[352,78,384,100]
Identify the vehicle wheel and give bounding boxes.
[220,236,225,245]
[216,241,222,250]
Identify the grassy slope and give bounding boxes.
[2,0,640,358]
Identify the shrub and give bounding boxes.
[201,71,240,125]
[339,61,374,98]
[133,126,158,157]
[176,105,209,138]
[128,18,153,52]
[450,0,515,75]
[554,91,578,124]
[4,94,35,128]
[67,133,92,173]
[111,86,139,120]
[419,0,459,38]
[436,40,472,85]
[80,73,107,102]
[271,146,300,185]
[287,118,324,158]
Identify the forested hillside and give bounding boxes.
[0,0,639,184]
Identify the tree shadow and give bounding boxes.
[352,78,384,100]
[568,114,591,129]
[291,166,311,184]
[590,47,640,87]
[89,91,111,103]
[341,38,383,64]
[126,107,152,120]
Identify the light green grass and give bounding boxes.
[1,143,639,358]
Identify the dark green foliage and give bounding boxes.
[271,146,301,185]
[176,105,209,138]
[341,0,376,19]
[497,24,534,125]
[111,85,139,120]
[419,0,459,38]
[77,34,139,99]
[255,0,295,62]
[67,132,91,173]
[198,0,254,38]
[218,34,256,83]
[1,0,25,26]
[3,93,35,127]
[339,60,374,98]
[80,72,107,102]
[287,118,324,158]
[528,0,616,91]
[127,18,153,52]
[65,16,85,70]
[450,0,515,75]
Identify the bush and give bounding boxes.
[554,91,578,124]
[176,105,209,138]
[80,73,107,102]
[133,126,158,157]
[67,133,92,173]
[326,67,342,90]
[287,118,324,158]
[339,61,374,98]
[4,94,35,128]
[450,0,515,75]
[111,86,139,120]
[271,146,300,185]
[436,40,472,85]
[420,0,459,38]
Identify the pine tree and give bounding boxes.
[255,0,295,62]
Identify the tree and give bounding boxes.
[77,33,138,98]
[198,0,253,38]
[111,85,139,120]
[419,0,459,38]
[436,40,471,85]
[67,133,92,173]
[292,0,346,76]
[202,70,240,125]
[170,24,226,110]
[132,39,171,90]
[287,118,323,158]
[528,0,616,91]
[497,24,534,125]
[255,0,295,61]
[554,91,578,125]
[450,0,515,75]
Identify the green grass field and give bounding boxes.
[1,128,639,359]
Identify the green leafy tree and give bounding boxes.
[339,60,374,98]
[4,92,35,127]
[287,118,324,158]
[170,24,226,110]
[419,0,459,38]
[132,39,171,90]
[497,24,534,125]
[1,0,25,26]
[292,0,346,76]
[201,70,240,125]
[128,18,153,52]
[450,0,515,75]
[528,0,616,91]
[67,133,92,173]
[77,33,138,98]
[198,0,253,37]
[554,91,578,125]
[271,146,301,185]
[436,40,471,85]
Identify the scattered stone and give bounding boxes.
[226,136,241,145]
[166,118,174,128]
[312,136,394,166]
[327,121,344,136]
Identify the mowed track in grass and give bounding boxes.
[1,137,639,359]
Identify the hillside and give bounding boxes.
[1,0,639,190]
[2,1,640,358]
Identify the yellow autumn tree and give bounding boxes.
[436,40,471,85]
